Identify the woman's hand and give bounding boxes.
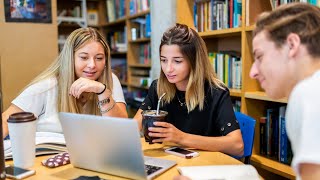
[69,77,105,98]
[148,121,186,144]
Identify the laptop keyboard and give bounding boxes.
[145,164,163,175]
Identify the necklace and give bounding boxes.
[177,95,186,106]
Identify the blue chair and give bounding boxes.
[234,112,256,164]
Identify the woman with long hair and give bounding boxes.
[134,23,243,156]
[2,27,127,137]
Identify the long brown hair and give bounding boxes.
[158,23,224,112]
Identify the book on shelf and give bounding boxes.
[279,105,287,163]
[87,9,99,26]
[4,132,67,160]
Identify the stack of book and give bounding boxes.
[4,132,67,159]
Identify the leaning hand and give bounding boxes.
[149,122,186,144]
[69,77,105,98]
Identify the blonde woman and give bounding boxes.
[2,27,127,137]
[134,23,243,156]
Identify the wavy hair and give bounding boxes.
[254,3,320,58]
[158,23,224,112]
[28,27,112,115]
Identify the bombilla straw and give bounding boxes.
[156,93,166,115]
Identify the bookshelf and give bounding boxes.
[177,0,295,179]
[56,0,106,51]
[104,0,151,117]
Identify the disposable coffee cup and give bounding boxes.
[7,112,37,169]
[142,110,168,144]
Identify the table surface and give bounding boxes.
[6,138,243,180]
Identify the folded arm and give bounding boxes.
[2,104,24,138]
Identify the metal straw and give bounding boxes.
[156,93,166,115]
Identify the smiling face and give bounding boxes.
[160,44,191,91]
[74,41,106,80]
[250,31,293,99]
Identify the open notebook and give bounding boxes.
[178,165,260,180]
[4,132,67,159]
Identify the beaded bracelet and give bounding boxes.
[96,84,106,95]
[97,97,110,107]
[100,101,116,114]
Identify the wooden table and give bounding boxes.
[6,138,242,179]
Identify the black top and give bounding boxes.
[140,80,239,136]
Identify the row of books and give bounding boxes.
[106,27,127,52]
[131,14,151,39]
[232,99,241,112]
[130,76,151,88]
[106,0,126,22]
[129,0,150,15]
[194,0,242,32]
[208,51,242,89]
[139,43,151,65]
[260,106,293,165]
[271,0,320,9]
[57,6,81,18]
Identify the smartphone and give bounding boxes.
[5,165,36,179]
[165,147,199,159]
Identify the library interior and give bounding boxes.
[1,0,318,179]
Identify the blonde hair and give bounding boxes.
[254,3,320,58]
[158,23,224,112]
[28,27,112,115]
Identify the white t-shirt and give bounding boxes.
[12,73,126,133]
[286,70,320,180]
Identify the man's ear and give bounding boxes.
[286,33,301,58]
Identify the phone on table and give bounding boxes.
[5,165,36,179]
[165,147,199,159]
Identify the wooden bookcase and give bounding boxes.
[177,0,295,179]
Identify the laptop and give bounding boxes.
[59,112,176,180]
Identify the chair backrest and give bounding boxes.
[234,112,256,164]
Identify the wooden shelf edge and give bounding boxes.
[128,9,150,19]
[245,91,288,103]
[245,25,256,32]
[229,89,242,97]
[129,64,151,68]
[110,51,127,55]
[129,37,150,43]
[251,154,295,179]
[103,17,126,26]
[199,27,242,38]
[120,81,128,86]
[129,84,149,90]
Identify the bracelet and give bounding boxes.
[100,101,116,114]
[96,84,106,95]
[97,97,110,108]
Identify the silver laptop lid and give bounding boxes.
[59,112,147,180]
